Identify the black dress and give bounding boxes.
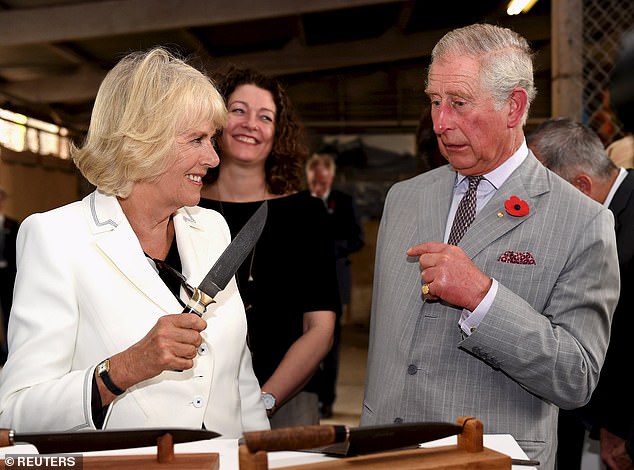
[199,191,341,393]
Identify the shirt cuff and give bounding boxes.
[459,278,498,336]
[91,372,108,429]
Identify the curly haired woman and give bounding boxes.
[200,67,339,428]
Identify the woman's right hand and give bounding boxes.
[97,313,207,402]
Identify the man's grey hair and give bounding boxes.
[527,117,616,183]
[428,23,537,126]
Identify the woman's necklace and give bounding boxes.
[246,242,256,283]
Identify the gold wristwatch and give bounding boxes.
[96,358,125,396]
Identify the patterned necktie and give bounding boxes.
[447,176,483,245]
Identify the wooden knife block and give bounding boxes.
[238,416,511,470]
[1,433,219,470]
[83,434,219,469]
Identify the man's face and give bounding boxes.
[426,54,519,175]
[308,165,333,198]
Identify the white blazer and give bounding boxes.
[0,190,269,436]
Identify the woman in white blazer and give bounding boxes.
[0,47,270,436]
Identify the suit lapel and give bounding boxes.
[458,152,550,259]
[609,169,634,233]
[84,190,183,312]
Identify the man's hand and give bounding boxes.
[407,241,491,311]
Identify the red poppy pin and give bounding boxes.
[504,196,529,217]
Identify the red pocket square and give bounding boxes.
[498,250,536,265]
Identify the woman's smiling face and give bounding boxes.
[218,84,277,166]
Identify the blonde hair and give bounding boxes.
[72,47,227,197]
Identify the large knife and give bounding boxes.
[183,200,268,316]
[242,422,463,456]
[242,422,541,466]
[0,428,218,454]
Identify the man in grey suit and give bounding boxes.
[361,24,620,470]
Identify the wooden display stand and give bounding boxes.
[2,433,219,470]
[239,416,511,470]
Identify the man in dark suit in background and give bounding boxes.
[528,117,634,470]
[306,153,364,419]
[0,186,19,365]
[597,25,634,470]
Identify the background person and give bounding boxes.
[607,134,634,169]
[528,117,634,470]
[305,153,364,419]
[0,186,19,366]
[602,26,634,470]
[360,23,619,470]
[200,67,339,428]
[0,47,269,435]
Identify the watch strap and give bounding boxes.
[97,359,125,396]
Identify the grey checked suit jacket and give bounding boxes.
[361,152,619,469]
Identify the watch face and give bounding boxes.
[262,393,276,409]
[97,360,109,375]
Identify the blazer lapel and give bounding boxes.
[84,190,182,312]
[173,206,211,289]
[459,152,550,258]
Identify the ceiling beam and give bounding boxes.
[208,27,449,76]
[208,14,550,75]
[0,26,446,103]
[0,13,549,105]
[0,65,104,103]
[0,0,406,46]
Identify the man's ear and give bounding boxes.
[507,87,529,128]
[571,174,592,197]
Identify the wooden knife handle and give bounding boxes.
[0,429,14,448]
[243,425,348,452]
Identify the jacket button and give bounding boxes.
[193,396,204,408]
[407,364,418,375]
[394,417,403,423]
[198,343,208,355]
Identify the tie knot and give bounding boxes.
[447,175,483,246]
[468,175,483,190]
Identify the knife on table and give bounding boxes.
[242,422,540,466]
[182,200,268,317]
[0,428,218,454]
[242,422,463,456]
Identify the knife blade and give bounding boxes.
[0,427,218,454]
[242,422,464,456]
[183,200,267,316]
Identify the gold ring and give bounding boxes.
[421,283,430,296]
